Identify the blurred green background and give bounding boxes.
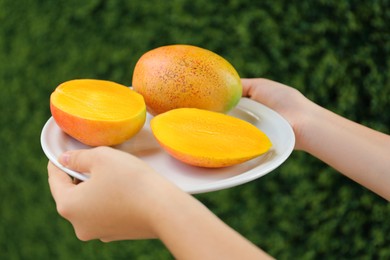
[1,0,389,259]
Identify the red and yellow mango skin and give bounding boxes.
[132,45,242,115]
[50,79,146,146]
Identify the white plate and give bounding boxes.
[41,98,295,194]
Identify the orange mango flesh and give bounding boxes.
[50,79,146,146]
[151,108,272,168]
[132,45,242,115]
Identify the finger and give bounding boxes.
[47,161,74,203]
[59,149,96,173]
[100,237,114,243]
[241,78,254,97]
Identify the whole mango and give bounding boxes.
[132,45,242,115]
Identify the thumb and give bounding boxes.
[59,149,95,174]
[241,78,252,97]
[241,78,265,99]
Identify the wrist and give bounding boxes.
[294,99,331,153]
[148,184,274,259]
[284,93,321,151]
[144,180,195,238]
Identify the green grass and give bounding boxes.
[0,0,389,259]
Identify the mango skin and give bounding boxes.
[150,108,272,168]
[132,45,242,115]
[50,79,146,146]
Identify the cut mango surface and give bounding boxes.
[151,108,272,168]
[50,79,146,146]
[51,79,144,121]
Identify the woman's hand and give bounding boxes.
[48,146,274,259]
[242,78,390,200]
[48,146,178,241]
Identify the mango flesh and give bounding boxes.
[150,108,272,168]
[132,45,242,115]
[50,79,146,146]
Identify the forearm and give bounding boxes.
[300,101,390,200]
[152,186,273,260]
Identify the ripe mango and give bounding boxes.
[132,45,242,115]
[50,79,146,146]
[150,108,272,168]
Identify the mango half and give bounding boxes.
[132,45,242,115]
[151,108,272,168]
[50,79,146,146]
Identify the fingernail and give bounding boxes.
[60,152,71,166]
